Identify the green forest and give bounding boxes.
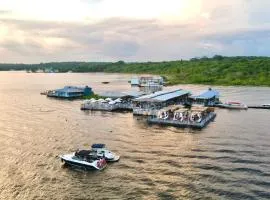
[1,55,270,86]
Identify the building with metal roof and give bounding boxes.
[132,89,191,116]
[47,86,92,98]
[191,88,220,106]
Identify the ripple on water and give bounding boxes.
[1,72,270,199]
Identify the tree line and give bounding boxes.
[1,55,270,86]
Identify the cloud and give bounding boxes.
[0,10,11,14]
[199,27,270,57]
[1,0,270,63]
[0,18,160,62]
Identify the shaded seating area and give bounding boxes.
[148,106,216,129]
[132,89,191,116]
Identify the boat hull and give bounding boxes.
[61,159,100,170]
[60,155,107,171]
[218,105,248,110]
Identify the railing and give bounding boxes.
[148,112,216,128]
[133,108,158,116]
[81,102,133,111]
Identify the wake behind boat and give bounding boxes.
[60,150,107,170]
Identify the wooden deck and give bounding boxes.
[147,112,216,129]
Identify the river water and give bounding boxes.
[0,71,269,200]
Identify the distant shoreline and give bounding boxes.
[1,55,270,87]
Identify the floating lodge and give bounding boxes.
[43,85,223,129]
[42,81,270,130]
[148,105,216,129]
[131,76,164,87]
[47,86,92,98]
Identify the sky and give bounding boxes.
[0,0,270,63]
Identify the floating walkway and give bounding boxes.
[148,111,216,129]
[247,104,270,109]
[81,102,119,111]
[81,99,133,111]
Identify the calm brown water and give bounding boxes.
[0,71,270,200]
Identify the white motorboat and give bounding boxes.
[60,150,107,170]
[262,104,270,108]
[91,144,120,162]
[219,101,248,109]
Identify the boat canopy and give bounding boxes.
[75,150,92,157]
[91,144,106,148]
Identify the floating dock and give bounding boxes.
[247,105,270,109]
[81,102,119,111]
[81,101,133,111]
[148,112,216,129]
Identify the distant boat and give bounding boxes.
[248,104,270,109]
[130,76,164,87]
[218,101,248,109]
[262,104,270,108]
[102,81,110,84]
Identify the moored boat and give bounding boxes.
[262,104,270,108]
[248,104,270,109]
[218,101,248,109]
[102,81,110,84]
[60,150,107,170]
[91,144,120,162]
